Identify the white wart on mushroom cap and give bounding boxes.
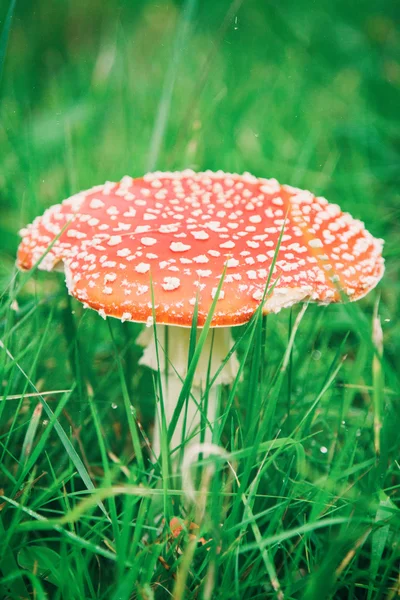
[17,170,385,326]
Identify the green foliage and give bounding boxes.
[0,0,399,598]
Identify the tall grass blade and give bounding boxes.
[0,339,109,518]
[0,0,16,85]
[146,0,198,170]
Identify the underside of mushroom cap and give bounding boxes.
[17,170,385,327]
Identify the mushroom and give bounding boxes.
[17,170,384,460]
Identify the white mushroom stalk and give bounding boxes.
[138,325,239,460]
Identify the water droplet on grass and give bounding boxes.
[111,403,117,409]
[320,446,328,454]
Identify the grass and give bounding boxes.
[0,0,400,598]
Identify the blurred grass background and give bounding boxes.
[0,0,400,598]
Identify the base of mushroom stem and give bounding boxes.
[138,325,238,464]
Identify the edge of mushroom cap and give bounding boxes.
[17,170,385,327]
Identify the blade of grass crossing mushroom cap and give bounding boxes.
[210,280,284,441]
[178,293,200,465]
[218,216,287,441]
[228,213,287,435]
[226,222,294,525]
[167,265,227,445]
[202,327,217,446]
[0,340,109,519]
[245,213,298,438]
[149,273,173,519]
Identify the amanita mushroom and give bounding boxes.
[17,170,384,459]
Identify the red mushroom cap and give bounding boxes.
[17,170,384,327]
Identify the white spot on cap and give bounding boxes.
[106,206,119,216]
[123,207,137,217]
[193,255,209,263]
[309,238,323,248]
[67,229,86,239]
[137,284,149,295]
[116,222,131,231]
[159,224,179,233]
[135,263,150,274]
[226,258,239,268]
[220,240,235,249]
[170,242,191,252]
[252,289,264,301]
[108,236,122,246]
[141,237,157,246]
[90,199,105,209]
[211,288,225,300]
[117,248,131,257]
[191,230,209,240]
[162,277,180,291]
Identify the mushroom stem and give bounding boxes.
[138,325,238,463]
[152,364,219,459]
